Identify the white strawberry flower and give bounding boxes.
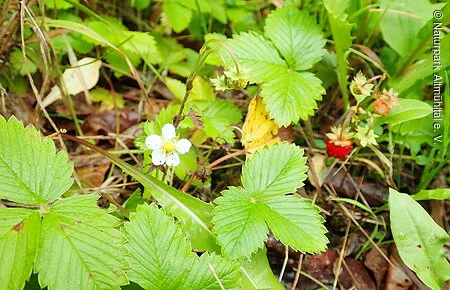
[145,123,192,166]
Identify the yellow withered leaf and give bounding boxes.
[242,96,280,153]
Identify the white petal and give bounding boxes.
[152,149,167,165]
[165,152,180,166]
[145,134,163,150]
[161,123,176,139]
[176,139,192,154]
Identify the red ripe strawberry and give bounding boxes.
[325,126,354,159]
[326,139,353,159]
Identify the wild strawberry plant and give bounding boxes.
[1,1,450,290]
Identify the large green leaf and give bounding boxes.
[380,0,433,57]
[124,203,240,290]
[34,195,128,290]
[213,143,328,259]
[0,116,73,205]
[0,208,40,290]
[389,188,450,289]
[265,7,325,70]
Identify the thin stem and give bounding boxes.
[206,149,246,170]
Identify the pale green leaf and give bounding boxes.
[124,203,240,289]
[200,99,242,144]
[0,208,40,290]
[380,0,433,57]
[213,144,328,259]
[265,7,325,70]
[412,188,450,201]
[0,116,73,205]
[389,188,450,289]
[10,49,38,76]
[261,71,324,126]
[227,32,288,83]
[35,195,128,290]
[164,1,192,33]
[324,0,352,106]
[240,249,284,290]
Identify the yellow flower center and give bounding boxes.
[163,140,177,153]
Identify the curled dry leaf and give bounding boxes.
[364,245,389,289]
[339,257,376,290]
[42,57,102,108]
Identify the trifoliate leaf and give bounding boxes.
[265,7,326,70]
[213,143,328,259]
[227,32,288,83]
[261,71,324,126]
[0,116,73,205]
[0,208,40,290]
[226,8,326,125]
[124,203,240,289]
[35,195,128,290]
[389,188,450,289]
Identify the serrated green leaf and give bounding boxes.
[261,71,324,126]
[124,203,240,289]
[163,1,192,33]
[0,208,40,290]
[242,141,307,196]
[389,188,450,289]
[265,7,325,70]
[213,144,328,259]
[35,195,128,290]
[0,116,73,205]
[227,32,288,83]
[213,187,269,259]
[262,195,327,253]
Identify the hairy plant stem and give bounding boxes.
[173,39,240,127]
